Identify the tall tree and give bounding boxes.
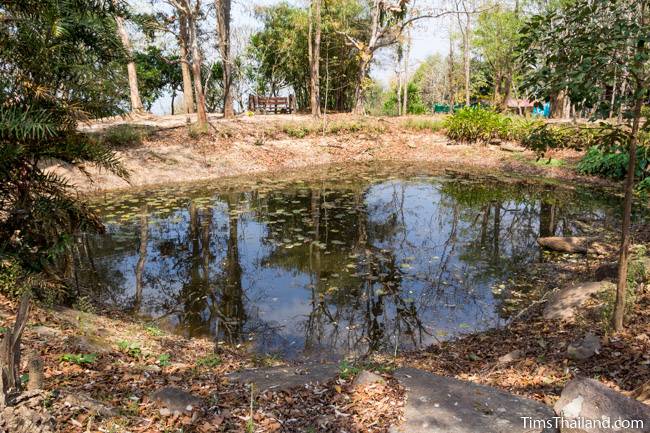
[520,0,649,331]
[215,0,234,118]
[474,4,522,109]
[343,0,409,114]
[308,0,322,117]
[115,12,145,112]
[454,0,475,106]
[401,25,411,116]
[249,1,370,111]
[169,0,208,127]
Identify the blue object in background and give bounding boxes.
[533,102,551,118]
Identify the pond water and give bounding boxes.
[77,164,623,359]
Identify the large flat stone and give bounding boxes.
[543,281,614,321]
[390,368,556,433]
[227,363,338,393]
[555,377,650,433]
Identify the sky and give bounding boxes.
[138,0,453,114]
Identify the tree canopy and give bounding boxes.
[0,0,128,294]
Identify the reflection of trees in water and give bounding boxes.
[212,195,246,343]
[260,185,431,356]
[133,207,148,312]
[75,175,623,356]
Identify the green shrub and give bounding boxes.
[0,258,29,298]
[117,340,142,357]
[577,146,630,179]
[338,360,361,380]
[157,353,172,367]
[507,117,543,141]
[444,107,510,143]
[521,124,604,157]
[578,144,650,191]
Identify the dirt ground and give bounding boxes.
[52,113,615,193]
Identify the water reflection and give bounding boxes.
[75,167,621,358]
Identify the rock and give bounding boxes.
[32,326,60,339]
[537,237,590,254]
[150,387,203,415]
[353,370,385,387]
[555,378,650,433]
[567,333,601,361]
[64,335,111,353]
[594,262,618,282]
[543,281,615,321]
[500,143,525,153]
[390,368,557,433]
[497,350,523,365]
[63,392,117,417]
[227,363,338,394]
[595,257,650,282]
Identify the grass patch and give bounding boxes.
[61,353,97,365]
[534,158,565,167]
[278,118,386,138]
[338,359,396,380]
[95,124,155,148]
[144,325,164,337]
[188,121,209,139]
[195,354,221,368]
[401,117,445,132]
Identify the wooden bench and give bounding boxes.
[248,95,296,114]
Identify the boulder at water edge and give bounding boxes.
[554,377,650,433]
[537,237,590,254]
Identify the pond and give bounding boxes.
[77,163,623,359]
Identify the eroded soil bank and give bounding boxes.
[52,113,613,193]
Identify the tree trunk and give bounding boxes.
[612,1,646,330]
[463,12,471,106]
[188,13,208,127]
[550,89,569,119]
[115,16,144,113]
[448,25,455,113]
[396,59,403,116]
[402,26,411,115]
[308,0,321,118]
[499,72,513,111]
[353,54,371,114]
[215,0,234,118]
[613,95,643,331]
[179,15,195,114]
[0,294,30,406]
